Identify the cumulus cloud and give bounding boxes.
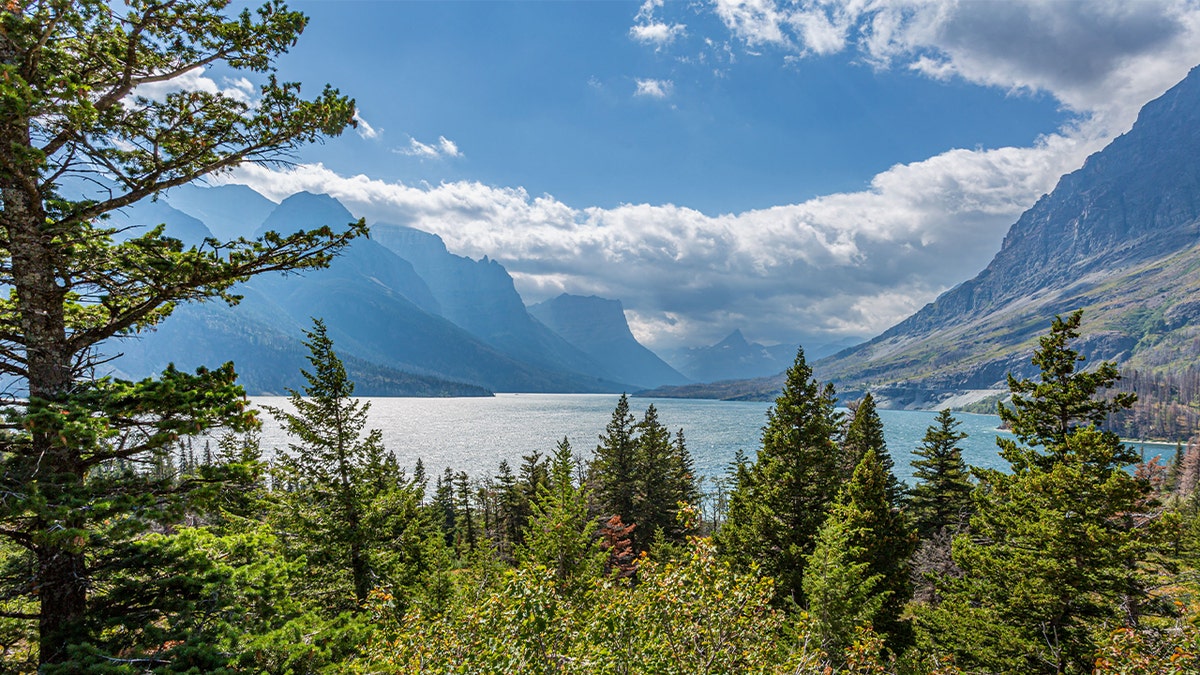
[220,117,1087,350]
[630,0,687,48]
[682,0,1200,134]
[203,3,1200,352]
[634,78,674,98]
[132,67,255,103]
[398,135,462,159]
[353,111,381,140]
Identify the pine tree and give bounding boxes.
[493,459,522,562]
[924,311,1151,674]
[628,405,701,551]
[842,392,904,504]
[0,2,358,665]
[591,394,639,526]
[803,505,883,658]
[836,449,916,649]
[717,348,844,604]
[269,319,411,612]
[520,438,601,585]
[908,409,973,539]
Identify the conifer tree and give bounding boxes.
[717,348,843,604]
[0,1,358,665]
[432,467,458,549]
[842,392,904,504]
[908,409,973,539]
[591,394,639,525]
[803,505,883,658]
[835,449,916,649]
[269,319,416,612]
[924,311,1151,674]
[629,405,700,550]
[520,438,601,585]
[493,459,522,561]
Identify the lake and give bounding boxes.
[251,394,1179,485]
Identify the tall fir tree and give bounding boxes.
[907,409,973,540]
[835,449,917,650]
[0,1,358,665]
[629,405,701,551]
[922,311,1152,674]
[717,348,844,604]
[802,500,884,659]
[520,438,601,586]
[268,319,424,613]
[590,394,639,527]
[842,393,904,504]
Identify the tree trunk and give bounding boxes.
[3,166,83,668]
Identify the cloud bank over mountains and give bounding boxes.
[219,1,1200,351]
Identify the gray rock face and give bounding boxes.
[818,65,1200,399]
[528,294,689,390]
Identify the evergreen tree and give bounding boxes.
[924,311,1151,674]
[717,348,844,604]
[0,1,358,665]
[591,394,639,526]
[520,438,601,585]
[629,406,701,551]
[908,409,973,539]
[432,467,458,549]
[269,320,413,612]
[453,470,478,553]
[493,459,522,562]
[842,392,904,504]
[803,504,884,659]
[836,449,916,649]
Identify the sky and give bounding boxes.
[196,0,1200,352]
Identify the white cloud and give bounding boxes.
[353,111,381,140]
[398,135,462,159]
[675,1,1200,136]
[634,78,674,98]
[131,67,254,103]
[630,0,687,48]
[202,3,1200,352]
[220,117,1086,350]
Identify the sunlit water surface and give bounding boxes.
[252,394,987,483]
[250,394,1178,483]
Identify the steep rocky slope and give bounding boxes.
[816,65,1200,405]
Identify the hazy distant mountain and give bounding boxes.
[368,222,625,385]
[164,183,278,240]
[114,189,636,394]
[665,330,790,383]
[528,294,689,390]
[107,199,214,245]
[660,330,860,384]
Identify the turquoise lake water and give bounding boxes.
[251,394,1178,484]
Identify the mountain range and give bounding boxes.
[644,65,1200,407]
[107,190,686,395]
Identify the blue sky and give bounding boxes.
[270,1,1064,214]
[201,1,1200,351]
